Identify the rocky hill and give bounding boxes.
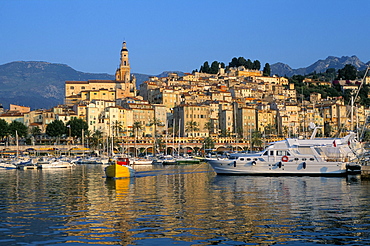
[271,55,369,77]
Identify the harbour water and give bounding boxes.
[1,163,370,245]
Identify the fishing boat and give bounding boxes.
[104,158,135,178]
[206,126,363,176]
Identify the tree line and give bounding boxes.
[0,117,88,145]
[194,56,271,76]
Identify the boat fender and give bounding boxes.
[278,162,282,168]
[281,156,289,162]
[234,161,236,167]
[251,161,256,165]
[302,162,306,169]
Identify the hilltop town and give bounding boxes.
[1,42,370,153]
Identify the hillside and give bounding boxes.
[271,55,369,77]
[0,56,369,110]
[0,61,151,110]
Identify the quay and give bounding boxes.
[1,136,285,156]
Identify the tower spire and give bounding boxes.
[116,41,130,82]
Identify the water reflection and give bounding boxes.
[0,164,370,245]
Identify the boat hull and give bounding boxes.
[105,164,135,178]
[207,159,348,176]
[175,159,200,165]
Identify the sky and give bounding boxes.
[1,0,369,75]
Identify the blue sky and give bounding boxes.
[1,0,369,75]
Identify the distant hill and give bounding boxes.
[271,55,369,77]
[0,61,154,110]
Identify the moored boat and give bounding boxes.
[37,157,75,169]
[206,130,363,176]
[0,162,18,169]
[75,156,107,165]
[175,157,200,165]
[130,157,153,165]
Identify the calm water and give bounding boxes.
[0,163,370,246]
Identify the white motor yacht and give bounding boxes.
[206,130,363,176]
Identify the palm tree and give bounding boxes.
[149,118,162,155]
[186,120,199,141]
[251,130,263,151]
[203,137,215,150]
[204,120,212,136]
[132,121,143,157]
[89,130,104,152]
[111,120,123,138]
[132,121,143,138]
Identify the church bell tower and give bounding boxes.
[115,41,130,82]
[115,41,136,97]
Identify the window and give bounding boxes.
[70,86,74,89]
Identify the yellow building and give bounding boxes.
[174,104,210,138]
[65,42,136,105]
[236,106,256,138]
[256,109,277,134]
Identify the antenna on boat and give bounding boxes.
[334,65,370,139]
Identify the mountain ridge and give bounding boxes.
[270,55,369,77]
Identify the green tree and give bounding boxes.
[324,122,333,137]
[210,61,220,74]
[229,57,239,67]
[237,57,248,68]
[149,118,162,137]
[203,137,215,150]
[30,126,41,136]
[132,121,143,137]
[46,120,65,137]
[337,64,357,80]
[263,63,271,76]
[8,121,28,137]
[66,118,88,138]
[185,120,199,139]
[250,130,263,150]
[111,120,123,138]
[252,60,261,70]
[265,124,276,135]
[89,130,104,150]
[200,61,210,73]
[204,120,212,135]
[0,119,9,140]
[149,118,163,154]
[245,59,253,69]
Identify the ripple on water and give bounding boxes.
[0,166,370,245]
